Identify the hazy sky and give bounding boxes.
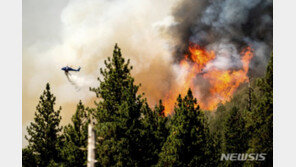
[23,0,69,46]
[23,0,178,147]
[23,0,69,147]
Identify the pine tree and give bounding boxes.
[140,100,169,166]
[209,104,227,139]
[60,101,89,167]
[24,83,62,166]
[90,44,147,166]
[205,130,223,167]
[157,89,209,167]
[153,100,169,154]
[247,54,273,167]
[223,106,249,167]
[22,148,37,167]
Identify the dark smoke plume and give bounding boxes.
[169,0,273,76]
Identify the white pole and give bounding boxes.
[87,123,96,167]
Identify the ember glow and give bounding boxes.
[163,43,254,115]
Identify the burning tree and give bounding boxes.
[163,43,254,115]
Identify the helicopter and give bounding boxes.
[61,66,81,73]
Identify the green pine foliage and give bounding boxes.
[224,107,248,153]
[153,100,170,156]
[90,44,148,166]
[157,89,210,167]
[24,83,62,167]
[140,100,169,166]
[22,148,37,167]
[223,107,249,167]
[60,101,89,167]
[246,53,273,167]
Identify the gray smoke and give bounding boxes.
[169,0,273,75]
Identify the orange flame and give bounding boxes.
[163,43,254,115]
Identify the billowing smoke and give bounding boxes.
[23,0,273,135]
[23,0,178,127]
[158,0,273,114]
[168,0,273,74]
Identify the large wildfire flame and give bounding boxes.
[163,42,254,115]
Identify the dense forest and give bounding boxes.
[22,44,273,167]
